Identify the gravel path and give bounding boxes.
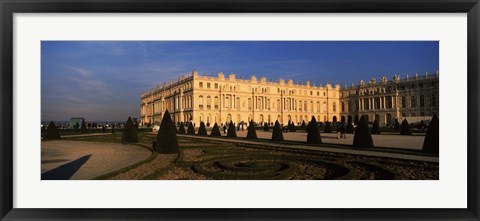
[42,140,151,180]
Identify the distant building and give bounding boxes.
[68,117,85,129]
[140,70,438,126]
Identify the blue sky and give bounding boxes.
[41,41,438,122]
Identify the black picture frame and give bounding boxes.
[1,0,479,220]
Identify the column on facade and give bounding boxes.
[372,97,375,110]
[230,94,233,109]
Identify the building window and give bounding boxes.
[386,96,392,109]
[420,95,425,107]
[341,102,345,112]
[317,91,320,96]
[215,83,218,89]
[310,91,313,95]
[206,96,211,109]
[402,96,406,108]
[214,96,219,109]
[199,82,203,88]
[411,96,416,108]
[323,102,327,113]
[199,95,204,109]
[333,102,336,112]
[207,83,211,88]
[323,92,326,96]
[431,94,436,106]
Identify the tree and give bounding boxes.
[198,122,208,136]
[155,110,179,153]
[301,120,306,130]
[307,116,322,144]
[121,116,139,143]
[246,120,258,139]
[263,123,269,131]
[353,115,374,148]
[271,120,284,141]
[400,119,412,135]
[80,120,88,133]
[324,121,332,133]
[371,119,381,134]
[422,114,439,154]
[187,122,196,135]
[210,123,221,137]
[43,121,61,140]
[394,119,400,129]
[227,121,237,137]
[178,122,186,134]
[288,121,296,132]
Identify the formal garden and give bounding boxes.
[41,111,439,180]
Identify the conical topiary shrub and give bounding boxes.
[155,110,179,153]
[198,122,207,136]
[394,119,400,129]
[227,121,237,137]
[306,121,311,132]
[346,116,354,133]
[353,115,374,148]
[246,120,257,139]
[301,120,306,130]
[187,122,196,135]
[210,123,221,137]
[263,123,269,131]
[271,120,284,141]
[43,121,61,140]
[400,119,412,135]
[422,114,439,154]
[324,121,332,133]
[121,116,139,143]
[288,121,296,132]
[341,116,346,124]
[371,119,381,134]
[307,116,322,144]
[178,122,186,134]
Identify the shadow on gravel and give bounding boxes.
[41,154,92,180]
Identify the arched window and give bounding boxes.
[410,96,416,108]
[420,95,425,107]
[333,102,337,112]
[402,96,406,108]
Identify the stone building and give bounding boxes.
[339,72,439,126]
[140,70,438,127]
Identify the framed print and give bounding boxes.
[1,0,479,220]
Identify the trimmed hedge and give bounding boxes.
[43,121,61,140]
[263,123,269,131]
[400,119,412,135]
[307,116,322,144]
[121,116,139,143]
[288,121,296,132]
[394,119,400,130]
[271,120,284,141]
[422,114,439,154]
[246,120,258,139]
[301,120,306,130]
[198,122,208,136]
[227,121,237,138]
[210,123,221,137]
[353,115,374,148]
[155,110,179,153]
[178,122,186,134]
[371,119,381,134]
[187,122,196,135]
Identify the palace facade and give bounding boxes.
[140,70,438,127]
